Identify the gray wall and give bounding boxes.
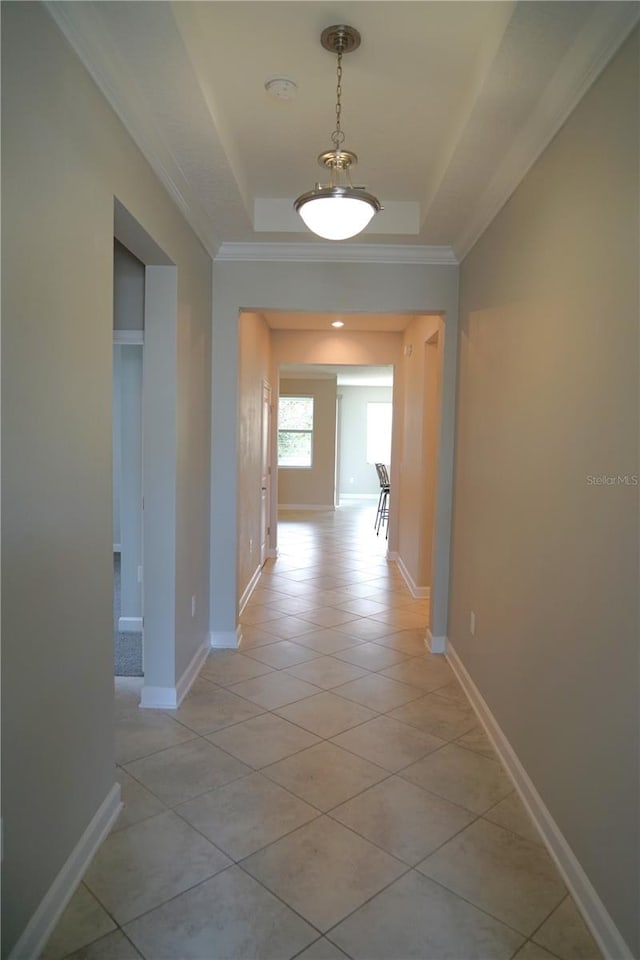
[1,4,212,953]
[114,240,145,331]
[450,30,639,955]
[338,386,393,497]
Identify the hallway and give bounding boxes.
[44,502,599,960]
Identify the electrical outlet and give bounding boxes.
[137,565,143,584]
[191,595,196,618]
[250,538,253,553]
[470,611,476,636]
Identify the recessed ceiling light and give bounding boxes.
[331,320,345,328]
[264,77,298,100]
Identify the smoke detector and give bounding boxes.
[265,77,298,100]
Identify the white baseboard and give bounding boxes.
[139,685,178,709]
[338,493,378,500]
[267,548,278,559]
[176,639,209,704]
[118,616,142,633]
[446,641,634,960]
[139,637,209,709]
[113,544,121,553]
[239,565,262,616]
[426,628,447,655]
[210,626,241,649]
[113,329,144,345]
[9,783,122,960]
[394,555,431,599]
[278,504,335,511]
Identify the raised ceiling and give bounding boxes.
[48,1,638,259]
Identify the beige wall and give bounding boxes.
[451,30,639,955]
[271,329,403,368]
[421,331,442,589]
[1,4,212,953]
[278,378,337,508]
[396,316,443,591]
[237,312,271,603]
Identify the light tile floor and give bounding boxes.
[43,502,602,960]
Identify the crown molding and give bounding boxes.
[215,243,458,265]
[44,2,219,259]
[46,1,637,266]
[454,3,640,260]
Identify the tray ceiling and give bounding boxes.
[47,1,639,259]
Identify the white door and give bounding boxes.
[260,382,271,566]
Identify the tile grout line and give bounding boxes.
[321,867,535,953]
[525,893,573,957]
[119,862,326,958]
[105,505,572,960]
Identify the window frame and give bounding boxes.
[277,395,315,469]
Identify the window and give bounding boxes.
[278,396,314,467]
[366,401,392,465]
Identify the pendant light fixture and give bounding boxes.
[294,24,382,241]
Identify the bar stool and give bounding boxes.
[374,463,390,539]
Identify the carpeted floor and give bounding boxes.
[114,553,143,677]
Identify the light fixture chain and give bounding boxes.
[294,24,381,239]
[332,48,345,152]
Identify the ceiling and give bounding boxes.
[263,311,419,332]
[48,1,638,260]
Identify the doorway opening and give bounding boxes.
[277,363,394,515]
[113,240,144,678]
[235,309,447,652]
[113,198,180,705]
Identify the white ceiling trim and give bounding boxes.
[215,243,458,265]
[453,3,640,260]
[46,2,638,262]
[44,1,221,259]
